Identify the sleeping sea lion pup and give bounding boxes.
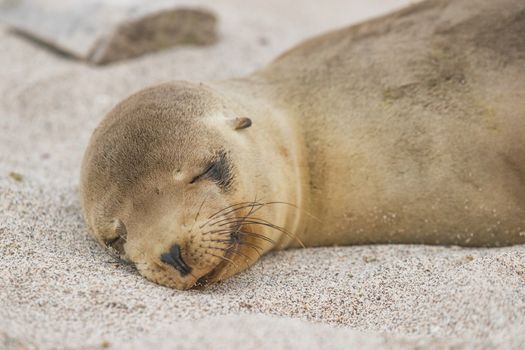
[80,82,308,289]
[80,0,525,290]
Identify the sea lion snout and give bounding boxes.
[160,244,192,276]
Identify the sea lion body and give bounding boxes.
[81,0,525,289]
[254,0,525,247]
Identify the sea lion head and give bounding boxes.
[80,81,301,290]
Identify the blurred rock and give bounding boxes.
[0,0,218,64]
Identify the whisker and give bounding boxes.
[200,202,262,229]
[201,238,233,243]
[206,246,250,270]
[205,209,256,226]
[222,218,306,248]
[205,252,239,270]
[236,230,276,245]
[203,205,289,247]
[202,205,264,235]
[237,240,263,258]
[205,200,320,229]
[190,195,209,232]
[206,200,264,220]
[208,198,264,226]
[226,198,267,253]
[201,228,237,236]
[201,238,263,259]
[218,202,264,220]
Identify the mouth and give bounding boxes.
[192,256,233,289]
[192,261,228,289]
[192,236,240,289]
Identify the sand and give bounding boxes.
[1,1,525,349]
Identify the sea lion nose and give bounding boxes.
[160,244,192,276]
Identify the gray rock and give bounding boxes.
[0,0,217,64]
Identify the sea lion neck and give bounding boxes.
[205,79,312,248]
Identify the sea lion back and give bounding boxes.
[256,0,525,247]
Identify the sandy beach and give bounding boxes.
[1,1,525,349]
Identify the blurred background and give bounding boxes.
[0,0,417,184]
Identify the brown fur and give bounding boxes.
[253,0,525,247]
[81,81,306,289]
[81,0,525,290]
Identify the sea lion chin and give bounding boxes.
[81,0,525,290]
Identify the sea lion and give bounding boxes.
[80,0,525,290]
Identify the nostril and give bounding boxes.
[160,244,192,276]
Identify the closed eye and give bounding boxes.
[104,236,126,256]
[189,151,234,191]
[104,219,127,256]
[190,163,217,184]
[105,236,123,247]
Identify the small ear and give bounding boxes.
[229,117,252,130]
